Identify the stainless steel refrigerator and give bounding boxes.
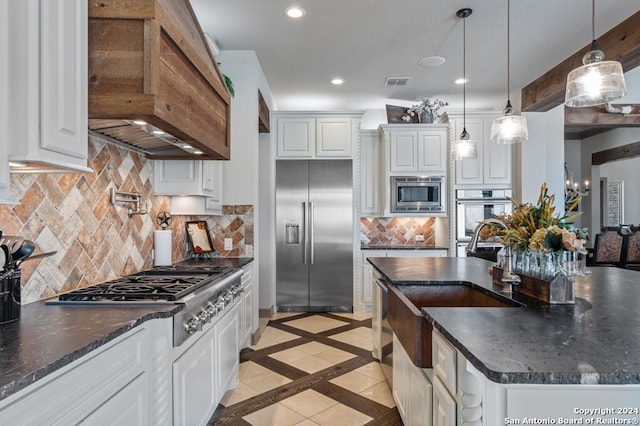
[276,159,353,312]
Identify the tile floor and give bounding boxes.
[208,312,402,425]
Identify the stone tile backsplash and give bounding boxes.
[360,217,436,246]
[0,135,252,304]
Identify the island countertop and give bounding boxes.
[367,256,640,385]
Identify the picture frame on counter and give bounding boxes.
[186,221,214,253]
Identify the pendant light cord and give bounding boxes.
[506,0,510,103]
[463,12,466,129]
[591,0,596,41]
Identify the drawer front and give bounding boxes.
[432,330,457,396]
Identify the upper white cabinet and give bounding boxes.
[276,113,361,159]
[380,124,448,175]
[0,1,15,204]
[7,0,91,173]
[360,129,382,216]
[155,160,223,215]
[451,116,512,187]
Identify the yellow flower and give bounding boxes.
[528,228,548,252]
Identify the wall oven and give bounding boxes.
[456,189,512,256]
[391,176,444,213]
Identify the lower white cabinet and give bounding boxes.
[392,333,433,426]
[432,376,456,426]
[173,322,218,426]
[217,301,240,395]
[0,321,164,425]
[239,264,254,349]
[172,299,240,426]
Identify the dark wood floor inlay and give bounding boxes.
[209,313,402,425]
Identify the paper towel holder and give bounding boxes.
[111,188,147,218]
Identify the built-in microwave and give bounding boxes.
[391,176,445,213]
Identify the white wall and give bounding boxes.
[216,50,276,314]
[520,105,565,210]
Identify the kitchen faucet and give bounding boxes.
[467,218,521,293]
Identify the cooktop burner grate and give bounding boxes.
[137,265,233,275]
[58,274,215,302]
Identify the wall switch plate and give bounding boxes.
[224,238,233,250]
[415,235,425,242]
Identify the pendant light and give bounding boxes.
[453,8,477,160]
[490,0,528,145]
[565,0,626,107]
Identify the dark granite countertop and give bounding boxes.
[368,256,640,385]
[0,257,254,402]
[361,244,449,251]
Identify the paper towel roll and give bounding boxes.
[154,230,173,266]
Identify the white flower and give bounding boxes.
[402,97,448,121]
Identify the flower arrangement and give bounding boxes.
[480,183,588,254]
[402,97,448,122]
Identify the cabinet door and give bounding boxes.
[454,118,484,185]
[433,376,456,426]
[154,160,200,195]
[40,0,87,160]
[390,132,418,172]
[482,119,512,185]
[202,161,222,200]
[360,130,381,215]
[216,302,240,396]
[409,366,433,426]
[173,326,217,426]
[0,1,12,204]
[240,282,253,349]
[277,118,316,157]
[418,130,446,175]
[392,334,410,422]
[82,373,149,426]
[316,117,352,157]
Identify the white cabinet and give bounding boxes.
[360,129,382,216]
[432,376,457,426]
[7,0,91,173]
[239,264,255,349]
[452,116,512,187]
[173,323,217,426]
[0,321,170,425]
[217,301,240,395]
[392,333,433,426]
[276,114,360,159]
[381,124,448,175]
[155,160,223,215]
[0,1,15,204]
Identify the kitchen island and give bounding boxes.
[0,257,253,425]
[368,256,640,424]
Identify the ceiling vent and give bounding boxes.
[385,77,412,86]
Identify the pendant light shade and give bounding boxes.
[453,8,477,160]
[490,0,528,145]
[565,1,626,107]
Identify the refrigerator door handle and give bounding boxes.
[309,202,315,264]
[302,202,308,264]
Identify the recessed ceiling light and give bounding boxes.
[418,56,445,68]
[330,78,345,85]
[455,78,468,85]
[285,6,305,18]
[133,120,147,125]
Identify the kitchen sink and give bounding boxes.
[387,283,522,368]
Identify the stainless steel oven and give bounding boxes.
[391,176,444,213]
[456,189,512,248]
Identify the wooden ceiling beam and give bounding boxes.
[565,104,640,127]
[521,11,640,113]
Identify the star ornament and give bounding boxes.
[157,211,172,229]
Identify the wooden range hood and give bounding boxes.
[88,0,231,160]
